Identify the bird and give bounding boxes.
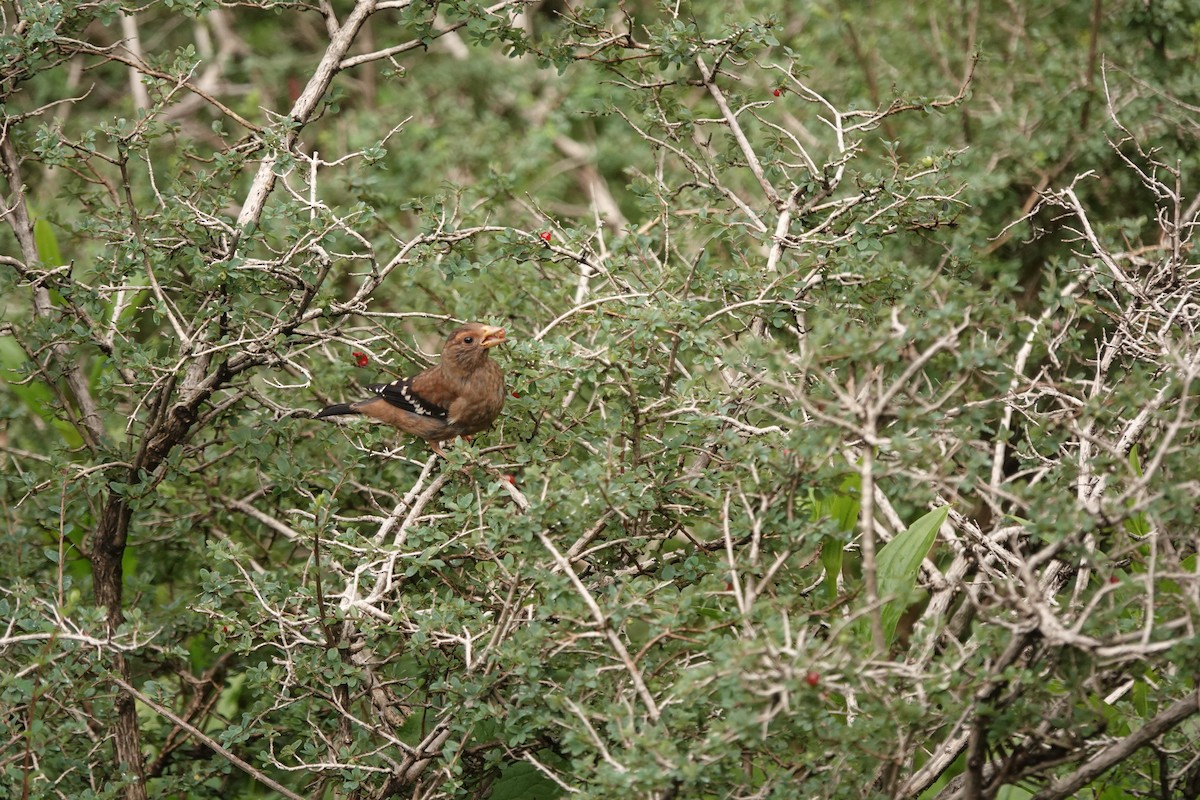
[315,322,508,455]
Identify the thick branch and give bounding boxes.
[1032,690,1200,800]
[234,0,379,238]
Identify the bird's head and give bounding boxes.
[441,323,508,375]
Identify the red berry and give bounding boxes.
[502,474,516,485]
[1109,576,1120,584]
[352,351,369,367]
[511,391,520,398]
[539,231,552,242]
[773,88,782,97]
[805,671,820,687]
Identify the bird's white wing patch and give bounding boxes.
[369,378,450,419]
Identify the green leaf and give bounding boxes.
[878,505,948,642]
[814,476,859,600]
[1124,446,1150,536]
[820,536,843,602]
[33,217,64,267]
[1127,445,1144,478]
[490,759,561,800]
[0,337,84,448]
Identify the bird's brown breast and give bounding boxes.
[445,360,505,436]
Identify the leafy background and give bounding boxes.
[2,1,1199,799]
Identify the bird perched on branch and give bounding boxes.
[315,323,508,454]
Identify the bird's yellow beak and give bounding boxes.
[479,326,508,348]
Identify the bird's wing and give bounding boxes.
[368,372,451,420]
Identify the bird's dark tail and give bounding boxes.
[314,403,357,419]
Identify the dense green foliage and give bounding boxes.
[2,2,1199,799]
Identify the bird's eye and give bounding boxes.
[463,336,474,344]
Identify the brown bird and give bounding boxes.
[316,323,508,454]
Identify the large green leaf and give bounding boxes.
[490,760,562,800]
[0,337,84,448]
[878,505,948,643]
[1124,446,1150,536]
[2,218,83,447]
[814,475,860,601]
[34,217,64,267]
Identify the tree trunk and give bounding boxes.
[93,494,148,800]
